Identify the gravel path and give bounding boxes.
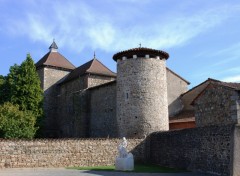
[0,168,214,176]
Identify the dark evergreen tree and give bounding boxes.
[2,64,20,103]
[0,75,4,85]
[0,75,6,104]
[0,54,43,138]
[10,54,43,116]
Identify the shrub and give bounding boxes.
[0,102,37,139]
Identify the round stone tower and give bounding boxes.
[113,47,169,138]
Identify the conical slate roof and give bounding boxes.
[49,40,58,50]
[60,58,116,84]
[35,41,75,70]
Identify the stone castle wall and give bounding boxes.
[150,124,235,176]
[56,69,189,138]
[58,90,90,138]
[87,74,115,88]
[0,138,146,168]
[194,85,240,127]
[89,82,118,137]
[117,58,169,138]
[42,67,70,91]
[57,75,116,138]
[166,69,188,116]
[38,67,71,137]
[60,75,88,94]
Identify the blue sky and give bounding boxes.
[0,0,240,87]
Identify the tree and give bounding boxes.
[0,75,4,85]
[0,75,6,104]
[0,64,20,104]
[0,53,43,138]
[8,54,43,119]
[0,102,37,139]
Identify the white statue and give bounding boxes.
[118,137,128,158]
[115,137,134,171]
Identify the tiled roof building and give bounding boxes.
[36,41,192,137]
[36,42,75,71]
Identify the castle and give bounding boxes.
[35,41,240,138]
[0,41,239,175]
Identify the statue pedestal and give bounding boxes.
[115,153,134,171]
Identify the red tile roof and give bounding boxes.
[113,47,169,61]
[35,51,75,70]
[59,59,116,84]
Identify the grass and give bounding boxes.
[68,164,187,173]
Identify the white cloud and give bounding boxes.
[222,75,240,82]
[3,1,240,53]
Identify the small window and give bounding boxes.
[125,90,130,101]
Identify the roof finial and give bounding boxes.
[139,43,141,48]
[94,51,96,59]
[49,39,58,52]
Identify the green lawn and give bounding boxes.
[68,164,186,173]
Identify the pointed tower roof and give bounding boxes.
[59,58,116,84]
[35,41,75,70]
[49,40,58,51]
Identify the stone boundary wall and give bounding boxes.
[0,126,239,175]
[150,125,235,176]
[0,138,146,168]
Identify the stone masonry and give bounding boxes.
[89,82,118,138]
[59,75,88,94]
[87,74,115,88]
[0,138,146,168]
[57,77,116,138]
[194,84,240,127]
[35,42,190,138]
[116,54,169,138]
[37,67,72,137]
[0,125,239,175]
[150,124,235,176]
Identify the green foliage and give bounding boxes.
[0,64,20,104]
[0,75,7,104]
[0,53,43,138]
[8,54,43,118]
[0,102,37,139]
[0,75,4,85]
